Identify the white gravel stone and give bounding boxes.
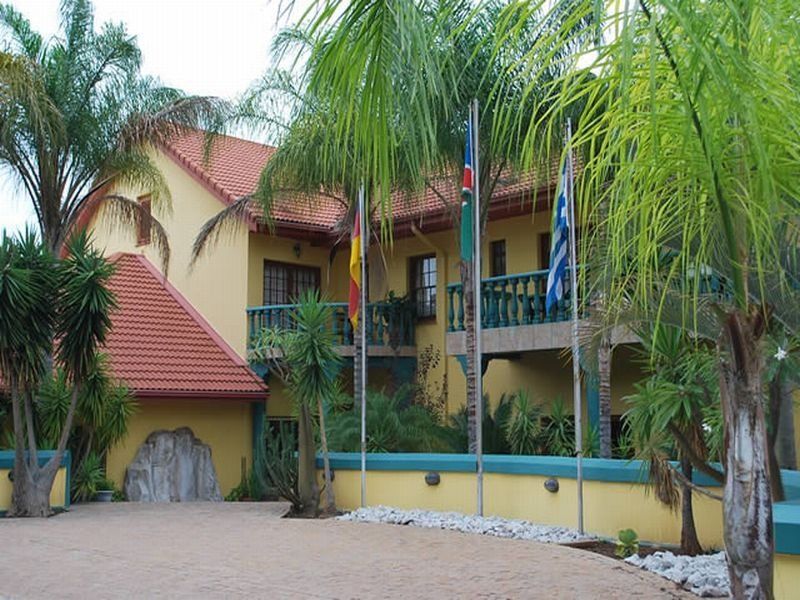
[337,505,594,544]
[625,551,730,598]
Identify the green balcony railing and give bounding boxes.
[247,301,415,350]
[446,268,582,332]
[446,266,732,333]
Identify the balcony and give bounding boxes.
[445,268,636,354]
[246,301,417,358]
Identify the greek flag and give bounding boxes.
[545,156,571,315]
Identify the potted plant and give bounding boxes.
[94,478,115,502]
[382,291,415,349]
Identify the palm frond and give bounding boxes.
[190,195,253,269]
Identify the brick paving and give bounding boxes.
[0,503,693,599]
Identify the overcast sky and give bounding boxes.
[1,0,293,234]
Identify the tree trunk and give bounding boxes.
[767,372,785,502]
[776,380,796,470]
[679,456,703,556]
[297,402,319,516]
[719,310,773,600]
[317,397,336,515]
[461,260,479,453]
[598,334,612,458]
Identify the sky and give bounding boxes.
[1,0,295,233]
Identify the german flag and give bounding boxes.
[348,207,362,328]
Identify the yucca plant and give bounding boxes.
[0,231,116,516]
[249,290,342,516]
[542,398,575,457]
[504,389,543,455]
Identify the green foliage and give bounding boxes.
[259,422,302,510]
[615,528,640,558]
[504,389,543,455]
[0,0,228,260]
[448,393,513,455]
[328,387,449,454]
[582,425,599,459]
[542,398,575,457]
[71,452,104,502]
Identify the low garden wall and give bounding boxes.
[318,453,800,598]
[0,450,71,514]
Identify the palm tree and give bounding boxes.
[297,0,799,594]
[0,231,115,516]
[0,0,226,264]
[280,0,592,452]
[249,291,342,516]
[625,325,723,556]
[487,1,800,595]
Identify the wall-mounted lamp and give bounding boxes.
[293,242,301,258]
[424,472,441,486]
[544,477,559,493]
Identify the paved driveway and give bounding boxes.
[0,503,692,599]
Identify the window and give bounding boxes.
[490,240,506,277]
[136,195,152,246]
[410,254,437,319]
[263,260,320,305]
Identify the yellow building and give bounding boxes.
[87,129,643,438]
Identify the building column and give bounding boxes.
[251,400,266,463]
[585,374,600,432]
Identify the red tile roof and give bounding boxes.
[161,130,559,239]
[103,253,267,399]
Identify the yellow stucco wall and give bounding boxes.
[0,468,67,512]
[775,553,800,600]
[88,150,251,356]
[327,469,724,548]
[106,399,253,496]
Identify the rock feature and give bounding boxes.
[124,427,222,502]
[338,506,593,544]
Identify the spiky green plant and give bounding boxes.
[327,387,449,454]
[0,231,116,516]
[249,290,342,516]
[504,389,543,455]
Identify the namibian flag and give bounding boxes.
[460,117,474,262]
[349,207,362,328]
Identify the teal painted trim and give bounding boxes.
[0,450,71,470]
[774,501,800,555]
[781,469,800,501]
[0,450,72,510]
[586,379,599,431]
[315,452,725,486]
[64,449,71,509]
[252,402,266,461]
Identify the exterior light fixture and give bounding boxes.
[293,242,301,258]
[424,472,440,486]
[544,477,559,493]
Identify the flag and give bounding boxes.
[348,207,362,328]
[460,117,474,262]
[545,155,571,315]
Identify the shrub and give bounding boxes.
[615,528,640,558]
[328,387,450,453]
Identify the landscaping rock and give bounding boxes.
[124,428,222,502]
[338,506,593,544]
[625,551,730,597]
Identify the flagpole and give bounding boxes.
[565,118,584,534]
[472,99,484,517]
[359,184,368,509]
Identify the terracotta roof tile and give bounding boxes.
[103,253,267,398]
[162,130,559,235]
